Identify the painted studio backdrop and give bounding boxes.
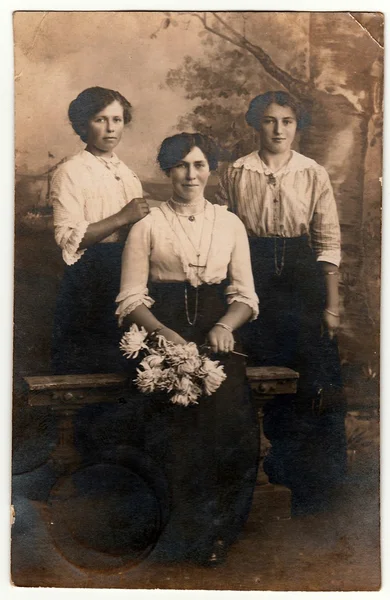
[12,11,382,590]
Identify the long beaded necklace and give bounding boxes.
[167,200,207,265]
[273,237,286,276]
[261,158,288,276]
[163,201,216,325]
[265,172,286,275]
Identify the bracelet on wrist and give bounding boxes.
[215,321,233,333]
[325,308,340,318]
[325,271,339,276]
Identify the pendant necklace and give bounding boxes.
[94,154,129,220]
[167,199,207,263]
[267,173,277,186]
[169,197,205,221]
[163,201,216,325]
[96,155,122,181]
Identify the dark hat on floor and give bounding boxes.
[49,445,169,571]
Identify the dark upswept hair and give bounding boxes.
[245,91,310,131]
[157,133,220,174]
[68,87,133,143]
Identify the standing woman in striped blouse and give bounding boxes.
[217,90,347,514]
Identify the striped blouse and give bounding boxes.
[215,150,341,267]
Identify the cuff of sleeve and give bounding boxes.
[61,220,90,266]
[316,250,341,267]
[225,286,259,321]
[115,287,155,326]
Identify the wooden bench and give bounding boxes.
[246,366,299,521]
[24,367,298,515]
[22,367,298,570]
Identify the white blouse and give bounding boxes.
[50,150,143,265]
[216,150,341,267]
[116,201,259,325]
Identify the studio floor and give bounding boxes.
[11,471,380,591]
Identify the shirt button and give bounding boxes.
[274,199,278,203]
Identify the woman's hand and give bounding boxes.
[119,198,150,226]
[159,327,187,345]
[323,309,340,340]
[79,198,149,249]
[207,326,235,354]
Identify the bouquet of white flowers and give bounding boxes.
[120,324,227,406]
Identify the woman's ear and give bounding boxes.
[79,125,88,143]
[292,130,301,152]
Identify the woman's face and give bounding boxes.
[86,100,125,156]
[170,146,210,203]
[258,102,297,155]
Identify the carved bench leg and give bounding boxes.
[49,406,82,477]
[252,396,292,521]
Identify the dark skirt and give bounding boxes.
[245,236,347,513]
[141,281,260,564]
[51,243,130,466]
[52,243,128,375]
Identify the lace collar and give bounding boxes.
[232,150,318,174]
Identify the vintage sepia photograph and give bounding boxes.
[11,10,383,591]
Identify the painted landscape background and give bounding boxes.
[13,12,382,475]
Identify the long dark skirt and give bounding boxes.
[244,236,347,514]
[51,243,129,463]
[141,282,260,564]
[52,242,128,375]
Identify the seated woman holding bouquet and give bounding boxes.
[116,133,259,567]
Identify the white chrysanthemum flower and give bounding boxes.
[202,361,227,396]
[124,330,225,405]
[140,354,165,369]
[198,357,219,376]
[187,384,202,404]
[159,369,180,392]
[164,342,200,366]
[135,365,164,394]
[174,377,202,403]
[175,375,192,393]
[170,393,191,407]
[176,356,202,375]
[120,324,149,359]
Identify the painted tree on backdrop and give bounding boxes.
[154,11,383,394]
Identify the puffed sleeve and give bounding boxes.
[311,167,341,267]
[225,215,259,320]
[215,165,230,206]
[50,163,90,265]
[215,164,240,213]
[115,215,155,326]
[120,163,143,201]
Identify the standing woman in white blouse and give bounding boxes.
[50,87,149,374]
[116,133,259,566]
[217,91,347,515]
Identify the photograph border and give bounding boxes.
[2,1,389,598]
